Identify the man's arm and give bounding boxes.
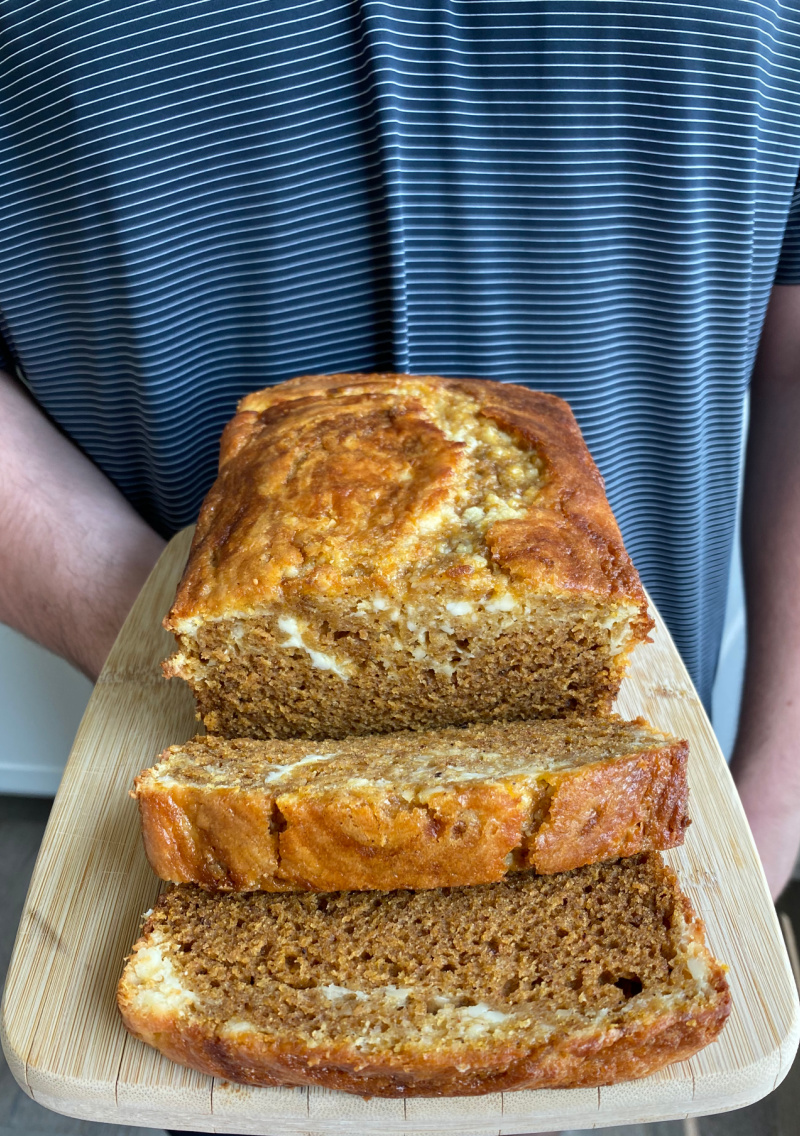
[0,369,165,680]
[731,283,800,899]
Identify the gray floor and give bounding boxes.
[2,796,798,1136]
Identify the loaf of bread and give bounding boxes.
[163,374,653,740]
[134,718,689,892]
[118,854,730,1097]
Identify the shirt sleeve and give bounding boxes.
[774,172,800,284]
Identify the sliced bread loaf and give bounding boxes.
[163,374,653,739]
[117,853,730,1096]
[134,718,689,891]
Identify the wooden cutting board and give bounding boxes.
[2,527,798,1135]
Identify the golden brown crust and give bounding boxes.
[454,379,644,601]
[529,742,690,875]
[117,992,730,1096]
[136,785,282,889]
[136,777,535,892]
[134,725,689,891]
[165,374,653,625]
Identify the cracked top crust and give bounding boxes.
[165,373,650,625]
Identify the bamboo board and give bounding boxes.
[2,526,798,1134]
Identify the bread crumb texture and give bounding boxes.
[118,855,730,1096]
[164,375,653,739]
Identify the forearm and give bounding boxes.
[0,370,165,680]
[730,284,800,897]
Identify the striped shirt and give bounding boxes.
[2,1,800,707]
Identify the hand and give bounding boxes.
[729,284,800,899]
[733,742,800,899]
[0,370,166,680]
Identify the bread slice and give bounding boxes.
[134,718,689,892]
[117,854,730,1096]
[163,374,653,740]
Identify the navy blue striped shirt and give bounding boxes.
[2,1,800,706]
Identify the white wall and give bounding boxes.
[0,624,92,795]
[711,537,746,760]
